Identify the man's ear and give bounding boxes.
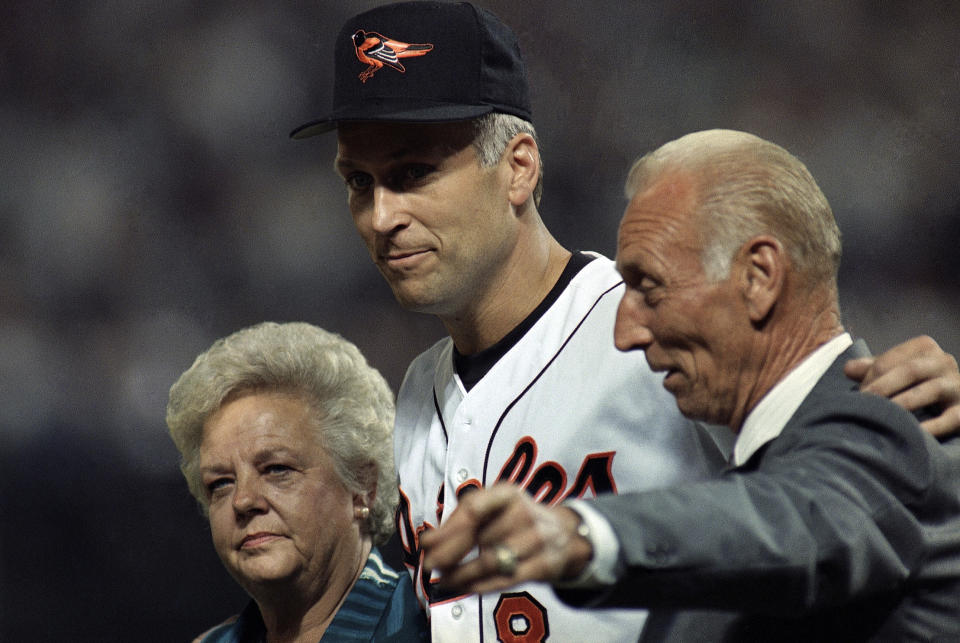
[737,235,785,324]
[505,133,540,207]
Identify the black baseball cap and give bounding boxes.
[290,1,532,139]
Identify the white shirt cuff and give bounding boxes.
[559,499,623,587]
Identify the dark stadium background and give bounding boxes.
[1,1,958,639]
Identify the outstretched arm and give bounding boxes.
[424,394,955,613]
[845,335,960,437]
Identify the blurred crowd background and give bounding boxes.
[2,1,958,639]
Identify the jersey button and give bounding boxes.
[451,604,463,619]
[457,468,468,483]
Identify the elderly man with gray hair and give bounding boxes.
[422,130,960,641]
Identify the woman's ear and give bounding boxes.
[353,463,378,520]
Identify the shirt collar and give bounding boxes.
[733,332,852,466]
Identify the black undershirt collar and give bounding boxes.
[453,252,597,391]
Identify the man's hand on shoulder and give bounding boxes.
[845,335,960,438]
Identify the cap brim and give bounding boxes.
[290,119,338,139]
[289,103,495,139]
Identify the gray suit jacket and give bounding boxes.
[562,341,960,641]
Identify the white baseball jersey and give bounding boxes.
[394,253,722,642]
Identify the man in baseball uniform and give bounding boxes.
[291,3,960,641]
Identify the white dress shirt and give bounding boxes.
[733,332,852,466]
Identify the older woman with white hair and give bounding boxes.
[167,322,427,642]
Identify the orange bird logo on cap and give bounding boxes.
[352,29,434,83]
